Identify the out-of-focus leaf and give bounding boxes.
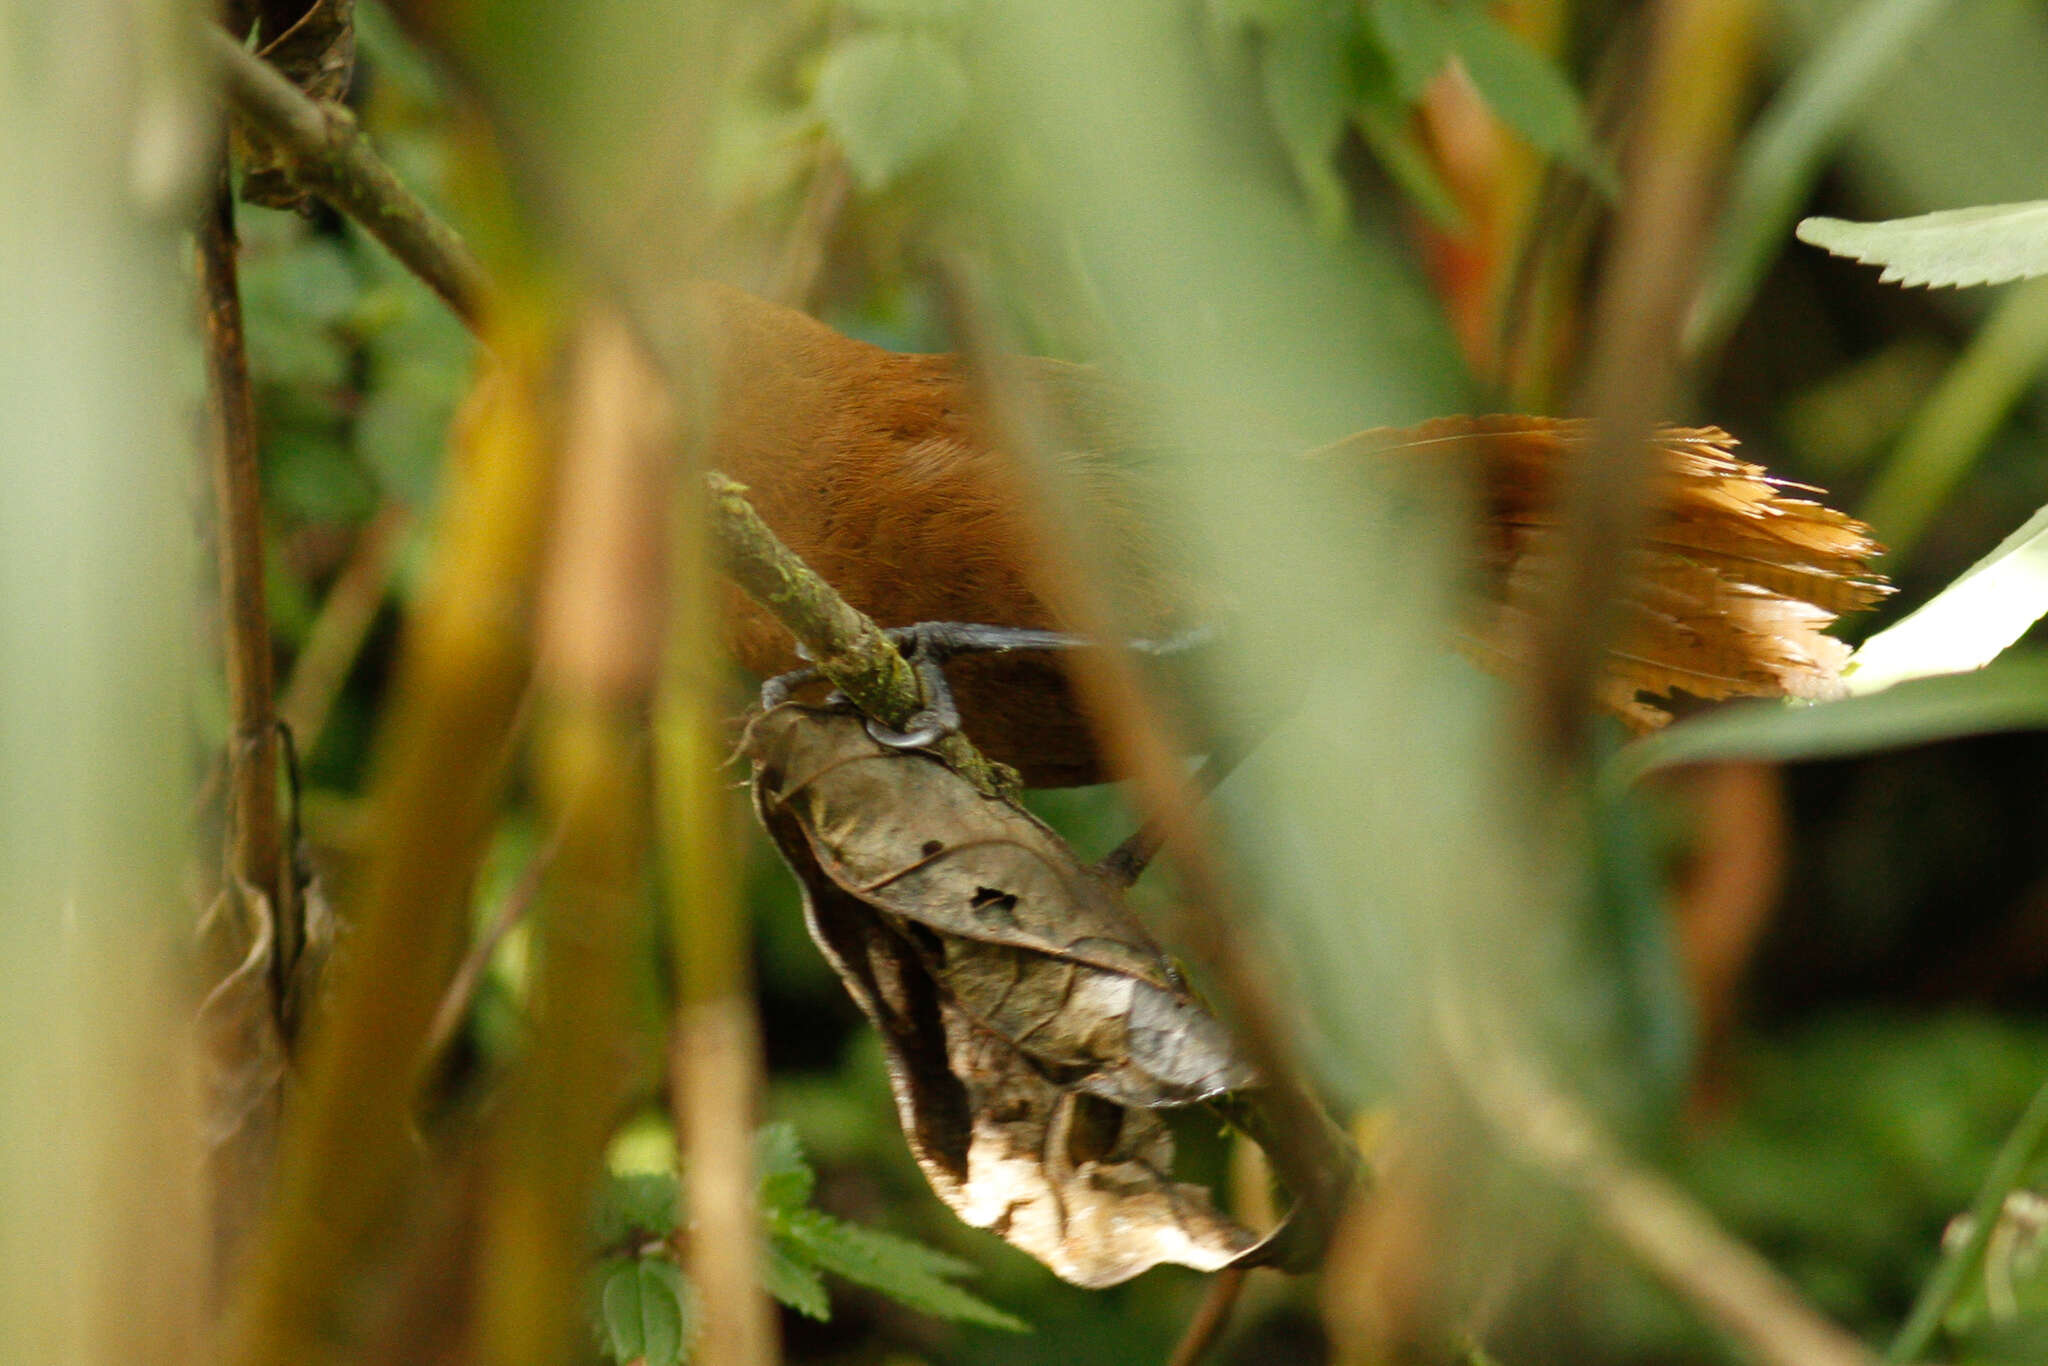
[1260,12,1353,235]
[1366,0,1452,99]
[815,31,970,190]
[1444,10,1614,192]
[1206,0,1303,28]
[779,1207,1027,1331]
[754,1120,814,1212]
[591,1171,681,1250]
[596,1256,695,1366]
[1687,0,1954,356]
[1847,498,2048,693]
[1684,1014,2048,1331]
[1798,202,2048,289]
[1608,655,2048,786]
[746,703,1259,1287]
[1352,54,1467,231]
[845,0,965,20]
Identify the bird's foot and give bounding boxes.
[760,621,1212,752]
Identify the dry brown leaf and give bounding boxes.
[746,703,1260,1286]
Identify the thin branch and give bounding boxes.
[223,325,559,1366]
[1440,997,1878,1366]
[1525,0,1762,762]
[278,502,408,753]
[421,829,556,1068]
[1166,1266,1250,1366]
[934,256,1358,1268]
[199,162,300,997]
[668,431,780,1366]
[201,24,489,331]
[706,471,1013,797]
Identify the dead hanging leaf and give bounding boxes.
[223,0,358,212]
[746,703,1260,1287]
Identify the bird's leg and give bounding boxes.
[757,621,1217,752]
[858,623,1088,749]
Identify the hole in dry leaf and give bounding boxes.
[970,886,1019,913]
[921,839,945,857]
[1065,1092,1125,1166]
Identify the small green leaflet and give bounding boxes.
[754,1121,814,1212]
[753,1122,1025,1333]
[772,1208,1027,1333]
[1797,201,2048,289]
[591,1122,1021,1364]
[758,1239,830,1322]
[815,30,970,190]
[1846,501,2048,695]
[597,1256,697,1366]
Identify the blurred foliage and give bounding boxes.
[208,0,2048,1361]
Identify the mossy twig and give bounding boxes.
[706,471,1013,797]
[202,24,488,330]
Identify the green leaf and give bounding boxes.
[1848,497,2048,693]
[760,1237,831,1321]
[815,31,970,190]
[1685,0,1955,357]
[1444,10,1614,192]
[781,1208,1026,1331]
[754,1120,814,1212]
[592,1171,681,1249]
[1260,13,1353,235]
[596,1256,696,1366]
[1351,41,1465,231]
[1606,655,2048,787]
[1797,201,2048,290]
[1365,0,1451,99]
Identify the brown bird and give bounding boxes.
[693,283,1890,786]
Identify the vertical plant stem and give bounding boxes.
[1887,1071,2048,1364]
[198,165,297,991]
[1530,0,1762,762]
[660,436,777,1366]
[224,307,559,1365]
[473,315,665,1365]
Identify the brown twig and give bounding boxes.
[474,313,664,1365]
[1166,1266,1250,1366]
[1439,995,1877,1366]
[421,828,556,1068]
[201,23,489,331]
[1524,0,1762,763]
[223,317,560,1365]
[666,430,779,1366]
[198,161,300,1004]
[278,502,409,754]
